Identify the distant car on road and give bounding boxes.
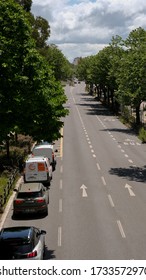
[13,182,49,217]
[0,226,46,260]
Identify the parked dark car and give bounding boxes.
[13,182,49,217]
[0,226,46,259]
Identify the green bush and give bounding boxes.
[139,127,146,143]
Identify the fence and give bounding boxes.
[0,168,18,213]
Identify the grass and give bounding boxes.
[0,176,8,195]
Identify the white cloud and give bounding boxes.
[31,0,146,62]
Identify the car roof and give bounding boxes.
[19,182,43,192]
[0,227,33,241]
[34,144,53,149]
[38,141,54,145]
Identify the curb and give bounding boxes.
[0,176,23,230]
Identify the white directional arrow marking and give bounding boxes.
[125,184,135,196]
[80,184,88,197]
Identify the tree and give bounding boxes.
[0,0,33,143]
[115,27,146,124]
[15,0,32,12]
[42,44,73,81]
[16,48,69,141]
[0,0,68,154]
[31,16,51,49]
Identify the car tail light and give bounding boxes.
[27,250,37,258]
[36,198,45,203]
[15,199,24,204]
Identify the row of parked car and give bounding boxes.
[0,142,58,260]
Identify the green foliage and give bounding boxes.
[76,56,94,84]
[31,16,51,49]
[115,28,146,124]
[15,0,32,12]
[0,0,69,145]
[139,127,146,143]
[41,44,73,81]
[0,0,33,141]
[75,27,146,125]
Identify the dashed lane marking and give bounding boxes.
[117,220,126,238]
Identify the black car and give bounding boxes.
[0,226,46,259]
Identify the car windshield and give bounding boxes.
[17,191,42,199]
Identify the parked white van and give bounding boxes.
[23,156,52,186]
[32,144,57,171]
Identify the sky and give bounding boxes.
[31,0,146,63]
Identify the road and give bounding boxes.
[2,82,146,259]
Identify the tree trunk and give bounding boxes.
[136,105,140,125]
[6,139,10,159]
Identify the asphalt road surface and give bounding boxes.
[2,82,146,259]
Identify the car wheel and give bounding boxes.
[45,206,48,216]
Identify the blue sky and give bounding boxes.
[31,0,146,62]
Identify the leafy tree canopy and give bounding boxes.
[0,0,68,143]
[15,0,32,12]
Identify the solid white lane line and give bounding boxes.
[108,194,115,207]
[117,220,126,238]
[58,227,62,247]
[59,199,62,213]
[101,176,106,186]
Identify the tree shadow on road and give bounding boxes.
[100,127,137,136]
[109,165,146,183]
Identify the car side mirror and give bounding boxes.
[37,230,46,237]
[41,230,46,235]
